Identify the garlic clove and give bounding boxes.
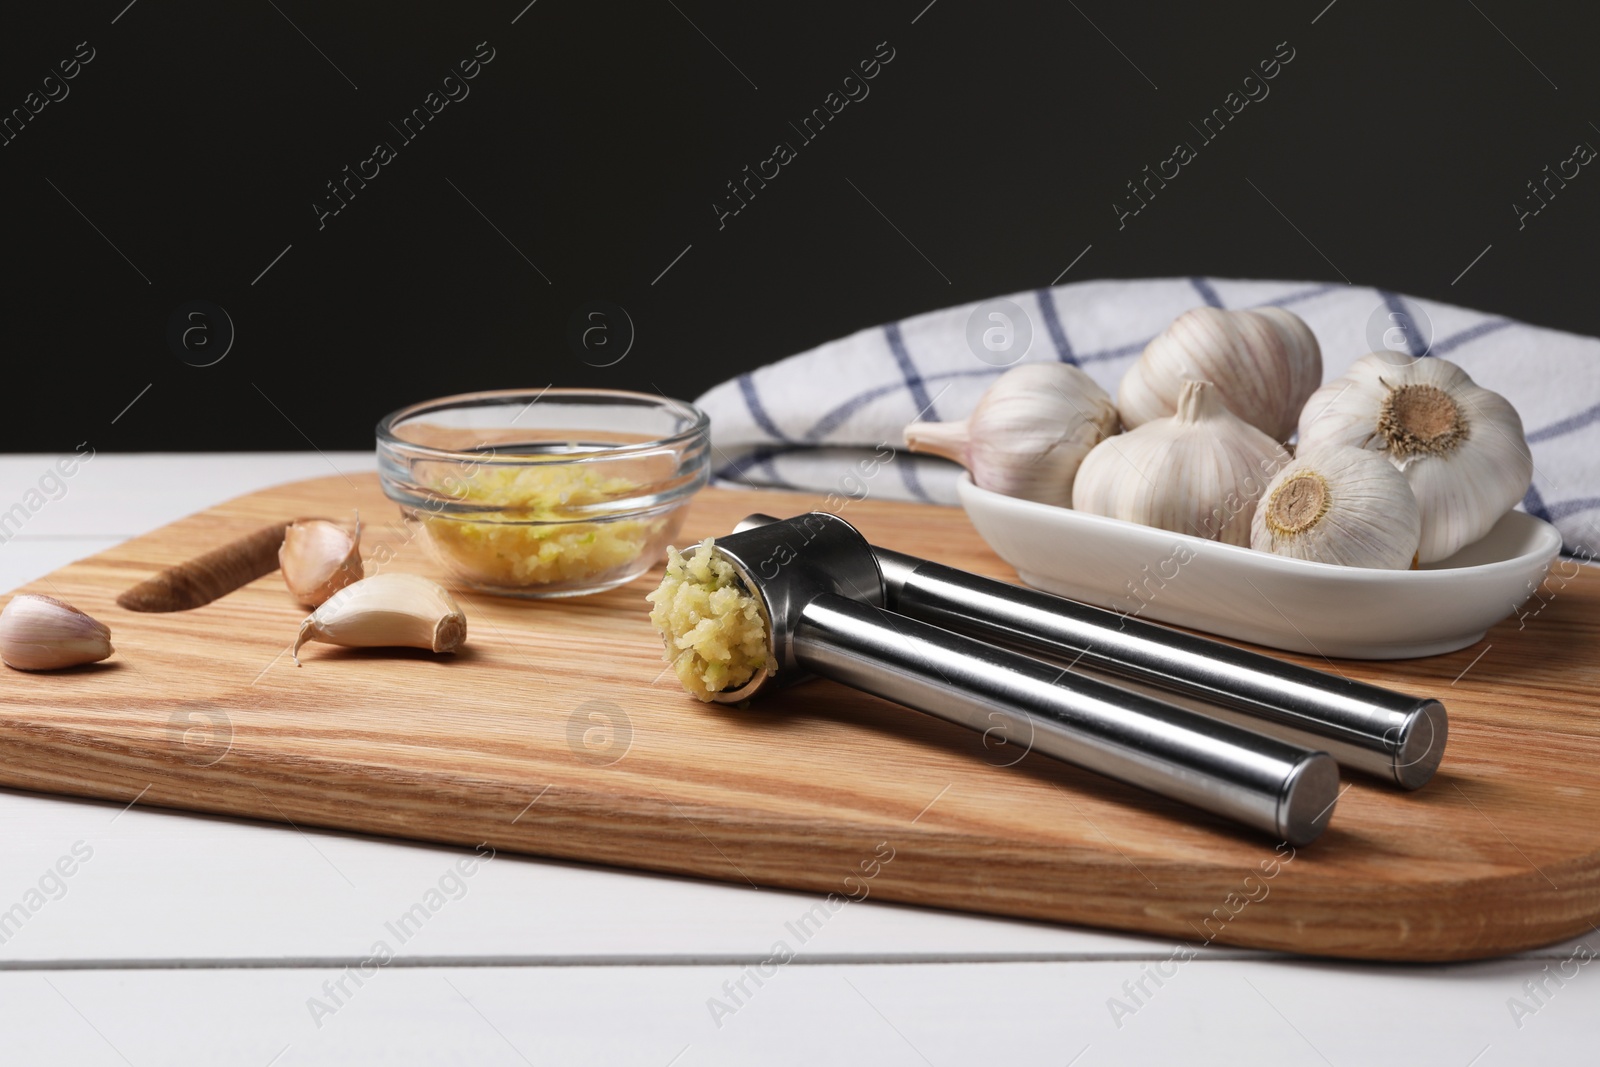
[292,573,466,664]
[280,517,364,607]
[1118,306,1322,441]
[905,362,1118,507]
[0,594,114,671]
[1251,444,1421,569]
[1296,353,1532,562]
[1073,379,1288,545]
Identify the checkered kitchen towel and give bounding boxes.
[697,277,1600,557]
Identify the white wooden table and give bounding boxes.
[0,454,1592,1065]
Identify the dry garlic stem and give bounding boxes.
[1119,306,1322,440]
[280,517,364,607]
[293,573,466,664]
[0,594,114,671]
[905,362,1118,507]
[1073,379,1287,545]
[1297,353,1531,562]
[1251,445,1421,569]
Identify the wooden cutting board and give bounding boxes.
[3,474,1597,961]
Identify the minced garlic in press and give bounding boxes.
[646,539,775,701]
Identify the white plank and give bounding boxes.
[3,957,1596,1066]
[1,789,1587,968]
[0,453,374,540]
[0,789,1171,965]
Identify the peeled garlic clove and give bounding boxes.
[280,517,364,606]
[293,573,466,664]
[1073,379,1288,546]
[1251,445,1421,569]
[0,594,114,671]
[905,362,1119,506]
[1296,353,1532,563]
[1118,306,1322,441]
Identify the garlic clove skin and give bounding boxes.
[905,362,1118,507]
[1251,444,1421,569]
[293,573,466,664]
[280,517,364,606]
[1073,379,1288,546]
[1296,353,1532,563]
[1118,306,1322,441]
[0,594,114,671]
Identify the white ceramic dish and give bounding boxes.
[957,475,1563,659]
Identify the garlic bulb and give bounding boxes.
[293,573,466,664]
[1296,353,1532,563]
[1073,379,1288,545]
[1251,445,1421,569]
[280,517,364,606]
[905,362,1118,506]
[1118,307,1322,441]
[0,594,114,671]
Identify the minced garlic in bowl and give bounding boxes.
[647,539,775,702]
[423,464,659,588]
[377,389,710,598]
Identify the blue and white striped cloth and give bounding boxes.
[697,277,1600,557]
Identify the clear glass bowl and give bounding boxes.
[376,389,710,598]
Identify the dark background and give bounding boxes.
[4,0,1597,452]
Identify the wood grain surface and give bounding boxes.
[2,474,1597,961]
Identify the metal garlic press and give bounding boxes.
[700,512,1348,845]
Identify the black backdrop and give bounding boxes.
[5,0,1597,452]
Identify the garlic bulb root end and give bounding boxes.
[1298,353,1530,563]
[1262,471,1332,537]
[1251,444,1421,569]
